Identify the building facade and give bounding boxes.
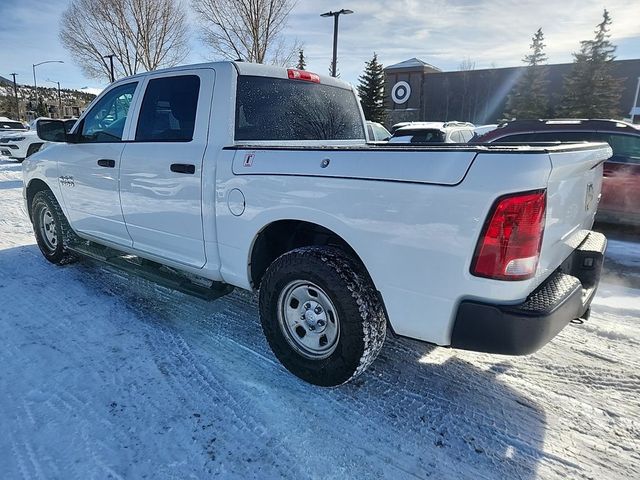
[384,58,640,126]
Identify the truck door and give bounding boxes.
[119,69,214,268]
[56,81,139,246]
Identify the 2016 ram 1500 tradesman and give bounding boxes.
[25,62,608,386]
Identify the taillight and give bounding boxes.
[471,190,546,280]
[287,69,320,83]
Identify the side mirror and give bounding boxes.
[36,119,68,143]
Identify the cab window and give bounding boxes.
[80,82,137,143]
[135,75,200,142]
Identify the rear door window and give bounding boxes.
[534,132,597,143]
[136,75,200,142]
[235,76,365,141]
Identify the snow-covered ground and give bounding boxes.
[1,159,639,479]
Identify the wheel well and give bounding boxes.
[26,179,52,219]
[250,220,363,288]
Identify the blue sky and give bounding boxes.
[1,0,639,92]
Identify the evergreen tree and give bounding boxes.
[560,9,624,118]
[357,53,385,122]
[504,28,549,119]
[36,96,49,117]
[296,50,306,70]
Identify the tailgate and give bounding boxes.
[537,143,612,280]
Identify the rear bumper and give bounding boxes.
[451,231,606,355]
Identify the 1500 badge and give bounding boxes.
[59,175,74,187]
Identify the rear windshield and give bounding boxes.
[388,129,445,144]
[235,76,365,141]
[0,121,24,130]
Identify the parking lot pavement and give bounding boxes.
[1,159,639,479]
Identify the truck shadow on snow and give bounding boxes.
[1,245,564,479]
[0,179,23,190]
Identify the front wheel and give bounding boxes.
[31,190,77,265]
[259,246,387,386]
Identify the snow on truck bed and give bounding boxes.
[0,159,639,479]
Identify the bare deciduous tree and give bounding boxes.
[192,0,299,65]
[60,0,189,81]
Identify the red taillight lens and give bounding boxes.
[471,190,546,280]
[287,69,320,83]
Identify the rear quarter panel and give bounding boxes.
[215,148,553,345]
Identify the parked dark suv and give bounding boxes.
[475,119,640,226]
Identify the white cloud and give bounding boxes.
[286,0,640,84]
[0,0,638,90]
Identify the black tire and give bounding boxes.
[26,143,44,158]
[31,190,78,265]
[259,246,387,386]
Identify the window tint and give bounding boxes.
[0,121,24,130]
[534,132,596,142]
[136,75,200,142]
[80,82,137,142]
[605,134,640,164]
[235,76,365,141]
[388,129,445,144]
[494,133,540,143]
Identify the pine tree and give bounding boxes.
[357,53,385,122]
[36,96,48,117]
[560,9,624,118]
[296,50,306,70]
[504,28,550,119]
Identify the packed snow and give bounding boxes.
[0,159,639,479]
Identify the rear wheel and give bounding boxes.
[31,190,78,265]
[259,246,387,386]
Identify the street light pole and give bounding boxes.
[32,60,64,116]
[320,9,354,77]
[10,73,19,119]
[47,80,63,118]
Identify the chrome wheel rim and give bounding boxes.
[39,206,58,251]
[277,280,340,359]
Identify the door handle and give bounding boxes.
[97,159,115,168]
[170,163,195,174]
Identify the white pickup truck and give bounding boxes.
[25,62,608,386]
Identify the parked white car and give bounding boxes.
[1,117,76,162]
[388,121,476,144]
[0,117,28,149]
[25,61,608,386]
[366,121,391,141]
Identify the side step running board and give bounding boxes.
[69,241,234,301]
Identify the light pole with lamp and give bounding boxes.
[32,60,64,116]
[46,80,63,118]
[320,9,353,77]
